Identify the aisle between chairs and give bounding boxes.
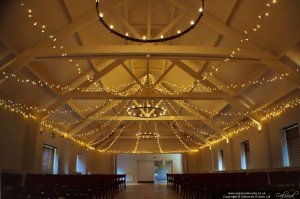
[114,182,183,199]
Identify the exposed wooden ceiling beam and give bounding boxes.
[157,82,229,140]
[165,59,263,126]
[0,8,97,84]
[154,12,187,39]
[113,11,142,39]
[28,45,276,61]
[38,97,70,120]
[262,60,300,87]
[201,11,300,88]
[147,0,152,39]
[162,111,212,146]
[175,60,262,124]
[122,63,145,89]
[79,59,125,89]
[64,91,231,100]
[37,69,95,118]
[0,53,16,72]
[88,116,207,121]
[95,122,132,149]
[170,59,237,96]
[117,135,181,140]
[26,66,97,127]
[150,63,175,91]
[68,100,121,136]
[160,122,203,148]
[0,0,129,84]
[225,97,261,124]
[172,100,229,138]
[0,54,33,85]
[68,83,137,136]
[37,59,124,120]
[168,0,190,11]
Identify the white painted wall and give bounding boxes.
[116,154,182,182]
[0,109,114,174]
[191,97,300,173]
[0,110,35,171]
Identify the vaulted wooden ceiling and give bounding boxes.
[0,0,299,153]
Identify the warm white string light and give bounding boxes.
[154,123,163,153]
[161,71,298,92]
[2,0,297,154]
[99,122,127,152]
[1,96,299,132]
[0,72,138,94]
[2,70,297,109]
[44,100,123,128]
[106,149,198,154]
[89,120,124,146]
[133,122,142,153]
[164,100,209,136]
[43,118,85,126]
[205,0,280,79]
[3,92,299,153]
[172,120,205,146]
[169,121,194,150]
[12,1,297,100]
[19,2,83,75]
[0,101,36,120]
[7,96,298,154]
[74,100,131,138]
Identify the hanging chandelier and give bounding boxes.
[95,0,205,43]
[136,132,159,139]
[127,100,166,118]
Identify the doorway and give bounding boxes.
[154,161,172,182]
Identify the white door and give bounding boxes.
[137,160,154,182]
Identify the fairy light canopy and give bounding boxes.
[1,0,300,154]
[95,0,204,43]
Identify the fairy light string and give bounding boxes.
[205,0,281,79]
[1,96,299,153]
[164,100,209,136]
[100,122,127,152]
[1,68,298,95]
[154,123,163,153]
[74,100,131,138]
[169,121,193,150]
[19,2,83,75]
[1,95,299,153]
[7,1,297,97]
[0,71,138,94]
[133,122,142,153]
[1,0,300,153]
[172,120,204,146]
[1,96,299,133]
[89,120,124,146]
[1,71,298,116]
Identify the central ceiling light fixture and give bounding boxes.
[127,100,166,118]
[95,0,204,43]
[136,132,159,139]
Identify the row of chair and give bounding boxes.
[1,173,126,199]
[167,169,300,199]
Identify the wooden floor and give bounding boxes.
[114,182,183,199]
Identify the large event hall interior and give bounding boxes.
[1,0,300,198]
